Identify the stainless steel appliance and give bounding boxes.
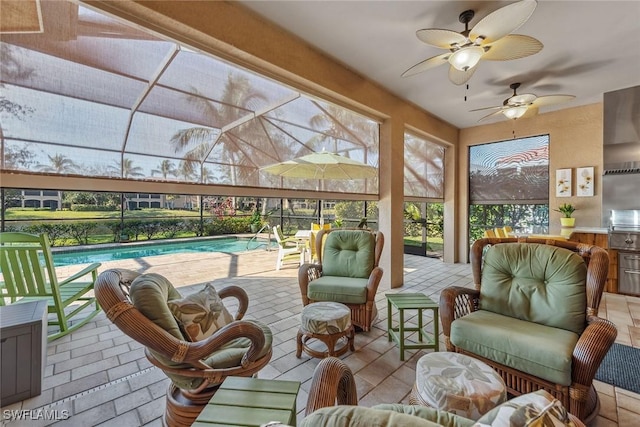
[608,209,640,296]
[601,86,640,227]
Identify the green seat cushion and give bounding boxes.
[300,405,474,427]
[322,230,375,279]
[308,276,369,304]
[480,243,587,335]
[450,310,579,386]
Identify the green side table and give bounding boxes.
[194,376,301,426]
[386,293,439,361]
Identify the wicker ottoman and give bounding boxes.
[296,302,355,359]
[410,352,507,420]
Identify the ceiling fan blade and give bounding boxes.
[401,53,450,77]
[478,109,505,122]
[416,28,466,48]
[482,35,543,61]
[531,94,576,107]
[448,64,477,85]
[522,106,539,118]
[469,105,502,112]
[470,0,538,45]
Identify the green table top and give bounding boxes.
[386,292,438,309]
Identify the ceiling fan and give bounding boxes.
[402,0,543,85]
[471,82,576,121]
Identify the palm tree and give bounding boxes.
[38,153,78,174]
[151,159,177,180]
[110,158,144,179]
[170,73,268,185]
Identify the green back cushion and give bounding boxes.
[130,273,184,340]
[480,243,587,334]
[322,230,375,278]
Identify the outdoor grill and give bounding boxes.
[609,210,640,296]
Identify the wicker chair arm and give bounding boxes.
[298,263,322,305]
[366,267,384,301]
[305,357,358,415]
[217,285,249,320]
[439,286,480,339]
[572,315,617,388]
[186,320,267,366]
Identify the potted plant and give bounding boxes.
[554,203,576,227]
[249,209,263,233]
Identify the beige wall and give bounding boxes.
[458,103,604,261]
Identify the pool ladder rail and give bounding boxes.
[246,224,274,251]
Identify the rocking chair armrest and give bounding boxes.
[305,357,357,415]
[439,286,480,337]
[184,320,267,365]
[217,285,249,321]
[572,316,617,388]
[58,262,102,286]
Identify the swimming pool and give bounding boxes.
[52,237,271,266]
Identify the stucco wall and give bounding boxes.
[458,103,604,261]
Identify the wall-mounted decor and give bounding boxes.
[577,166,595,197]
[556,168,572,197]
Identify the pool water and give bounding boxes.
[52,237,270,266]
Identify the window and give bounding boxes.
[468,135,549,241]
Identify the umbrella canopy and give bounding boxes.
[261,151,377,180]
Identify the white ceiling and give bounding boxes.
[239,0,640,129]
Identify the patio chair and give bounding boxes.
[0,232,101,341]
[94,268,272,427]
[299,228,384,331]
[439,237,617,423]
[273,225,305,270]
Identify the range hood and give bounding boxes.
[603,85,640,174]
[602,85,640,226]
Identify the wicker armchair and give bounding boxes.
[298,228,384,331]
[440,237,617,423]
[94,269,272,427]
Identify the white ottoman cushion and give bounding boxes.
[415,352,507,420]
[301,302,351,335]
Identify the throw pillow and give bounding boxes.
[167,283,234,341]
[474,390,576,427]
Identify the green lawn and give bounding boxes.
[4,208,201,220]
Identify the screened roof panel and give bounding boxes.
[1,44,146,110]
[404,133,445,199]
[139,85,243,129]
[2,85,129,151]
[126,112,220,159]
[158,50,296,109]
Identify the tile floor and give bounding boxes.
[1,248,639,426]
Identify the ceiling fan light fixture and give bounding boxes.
[448,45,484,71]
[503,106,528,119]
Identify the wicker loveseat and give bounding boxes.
[440,237,617,423]
[298,228,384,331]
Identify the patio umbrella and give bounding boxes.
[261,151,376,225]
[261,151,377,180]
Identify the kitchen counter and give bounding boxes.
[570,227,608,234]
